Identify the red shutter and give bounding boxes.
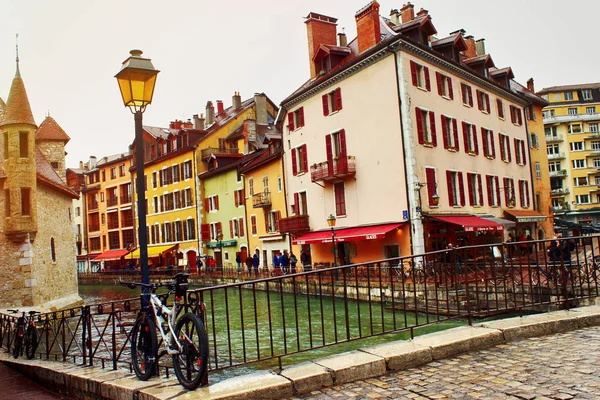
[291,148,298,176]
[517,109,523,125]
[481,128,488,157]
[426,167,436,206]
[467,173,474,206]
[215,195,219,210]
[499,134,506,161]
[510,106,516,124]
[288,112,295,131]
[452,119,459,151]
[507,138,512,162]
[338,129,348,171]
[239,218,244,237]
[429,111,437,147]
[415,107,424,144]
[302,144,308,173]
[497,99,504,119]
[241,188,245,205]
[520,181,525,207]
[458,172,465,206]
[334,88,342,111]
[299,107,305,127]
[275,211,281,231]
[322,94,329,116]
[234,191,239,207]
[486,176,493,205]
[525,183,530,207]
[424,67,431,91]
[447,77,454,99]
[229,220,233,237]
[217,222,222,235]
[441,115,449,149]
[436,72,443,95]
[514,138,520,164]
[204,198,209,211]
[462,121,469,152]
[251,215,257,235]
[495,177,501,206]
[503,177,509,205]
[294,192,300,215]
[477,174,484,206]
[521,141,527,165]
[485,94,491,113]
[325,134,333,175]
[476,90,483,111]
[410,60,418,86]
[446,170,454,206]
[468,86,473,107]
[264,211,270,231]
[490,131,496,158]
[200,223,210,239]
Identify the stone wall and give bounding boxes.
[37,141,66,182]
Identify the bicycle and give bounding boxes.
[7,309,39,360]
[121,272,208,389]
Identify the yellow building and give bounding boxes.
[539,83,600,228]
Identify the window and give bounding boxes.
[497,99,504,119]
[415,108,437,146]
[410,60,431,91]
[287,107,305,131]
[590,124,599,133]
[476,90,491,113]
[461,83,473,107]
[266,210,281,233]
[334,182,346,216]
[525,104,536,121]
[19,131,28,158]
[293,191,308,215]
[583,89,593,100]
[568,108,578,116]
[291,144,308,175]
[535,162,541,179]
[3,132,8,159]
[462,122,478,154]
[172,165,180,183]
[548,162,561,172]
[519,180,530,208]
[481,128,495,158]
[574,177,589,187]
[262,176,269,192]
[486,175,501,207]
[530,133,539,149]
[76,207,81,217]
[572,159,586,169]
[435,72,453,99]
[278,176,282,192]
[467,173,483,206]
[441,115,459,151]
[50,238,56,263]
[322,88,343,115]
[206,195,219,211]
[576,194,591,204]
[425,167,438,206]
[21,188,31,216]
[250,215,257,235]
[509,106,523,126]
[152,172,157,188]
[547,144,560,155]
[564,92,573,101]
[569,124,582,134]
[234,189,245,207]
[119,164,125,177]
[110,167,116,180]
[514,139,526,165]
[587,107,596,115]
[499,133,511,162]
[592,141,600,151]
[570,142,584,151]
[545,126,558,137]
[446,170,465,207]
[503,177,515,207]
[248,177,254,196]
[182,160,192,179]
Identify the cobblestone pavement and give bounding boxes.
[295,326,600,400]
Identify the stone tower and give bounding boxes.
[36,116,70,182]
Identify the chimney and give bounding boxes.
[304,12,338,78]
[527,78,535,92]
[464,35,477,58]
[89,156,97,169]
[416,8,428,18]
[389,9,400,25]
[205,101,215,126]
[475,38,486,56]
[193,114,205,130]
[79,161,83,169]
[216,100,224,114]
[254,93,268,125]
[338,32,347,47]
[355,1,381,54]
[183,119,193,129]
[232,92,242,109]
[169,120,183,130]
[400,2,414,24]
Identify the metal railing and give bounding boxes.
[2,235,600,380]
[252,191,271,208]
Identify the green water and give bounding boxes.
[79,284,466,381]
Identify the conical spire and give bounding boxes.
[0,62,36,128]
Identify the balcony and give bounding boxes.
[201,147,239,160]
[88,201,99,211]
[252,191,271,208]
[311,156,356,183]
[545,134,564,143]
[278,215,310,234]
[543,112,600,125]
[120,195,132,204]
[586,149,600,157]
[88,224,100,232]
[107,196,118,207]
[547,152,566,160]
[551,188,569,195]
[550,206,565,212]
[549,170,568,177]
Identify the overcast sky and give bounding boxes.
[0,0,595,167]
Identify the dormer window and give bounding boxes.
[410,61,431,91]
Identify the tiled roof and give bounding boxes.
[239,147,282,173]
[0,67,36,127]
[36,116,70,143]
[35,149,78,199]
[510,80,549,107]
[538,82,600,94]
[431,32,466,50]
[206,97,255,133]
[96,152,130,167]
[0,97,5,123]
[143,126,178,139]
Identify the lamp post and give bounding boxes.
[217,232,224,271]
[115,50,159,300]
[327,214,337,267]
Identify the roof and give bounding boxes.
[464,54,495,68]
[239,146,282,174]
[96,152,131,167]
[142,125,179,140]
[197,155,245,180]
[538,82,600,94]
[510,80,549,107]
[0,97,5,122]
[0,65,36,127]
[35,149,79,199]
[36,116,70,143]
[431,32,466,49]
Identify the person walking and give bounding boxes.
[272,252,282,275]
[252,252,260,275]
[236,253,241,273]
[290,252,298,274]
[301,250,312,272]
[518,231,527,256]
[281,250,290,274]
[245,254,253,274]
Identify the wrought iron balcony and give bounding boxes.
[107,196,119,207]
[310,156,356,183]
[278,215,310,234]
[120,195,132,204]
[252,191,271,208]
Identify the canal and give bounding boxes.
[78,283,467,382]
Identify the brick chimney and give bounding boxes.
[338,32,348,47]
[254,93,268,125]
[464,35,477,58]
[400,2,414,24]
[355,1,381,54]
[527,78,535,92]
[389,9,400,25]
[416,8,428,17]
[169,120,183,130]
[305,12,338,78]
[232,92,242,109]
[475,38,486,56]
[205,101,215,126]
[216,100,224,114]
[183,119,193,129]
[193,114,205,130]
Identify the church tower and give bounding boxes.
[0,59,38,242]
[36,116,70,182]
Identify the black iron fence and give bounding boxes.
[2,235,600,379]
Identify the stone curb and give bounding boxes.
[3,305,600,399]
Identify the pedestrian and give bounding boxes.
[518,231,527,256]
[526,233,534,254]
[245,255,253,274]
[252,252,259,275]
[196,257,203,274]
[236,253,241,273]
[281,250,290,274]
[290,252,298,274]
[301,249,312,272]
[273,252,281,269]
[507,232,515,258]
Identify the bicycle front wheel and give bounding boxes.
[12,327,23,359]
[25,326,38,360]
[172,313,208,390]
[131,315,157,381]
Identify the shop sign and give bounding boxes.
[206,239,237,249]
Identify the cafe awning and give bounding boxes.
[478,215,516,228]
[93,249,130,261]
[293,223,403,245]
[128,244,177,259]
[429,215,503,232]
[504,210,547,223]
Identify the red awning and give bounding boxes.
[293,223,403,245]
[429,215,503,232]
[93,249,130,261]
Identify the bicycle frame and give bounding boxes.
[145,292,182,356]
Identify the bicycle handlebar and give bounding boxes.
[119,280,175,293]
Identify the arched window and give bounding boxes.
[50,238,56,263]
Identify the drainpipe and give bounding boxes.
[193,146,202,258]
[238,166,251,259]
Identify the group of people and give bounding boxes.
[237,252,260,274]
[507,231,535,257]
[272,250,297,274]
[195,248,313,275]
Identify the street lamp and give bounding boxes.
[217,231,224,270]
[327,214,337,267]
[115,50,159,299]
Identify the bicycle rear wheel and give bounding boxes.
[12,326,23,359]
[25,326,38,360]
[172,313,208,389]
[131,315,157,381]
